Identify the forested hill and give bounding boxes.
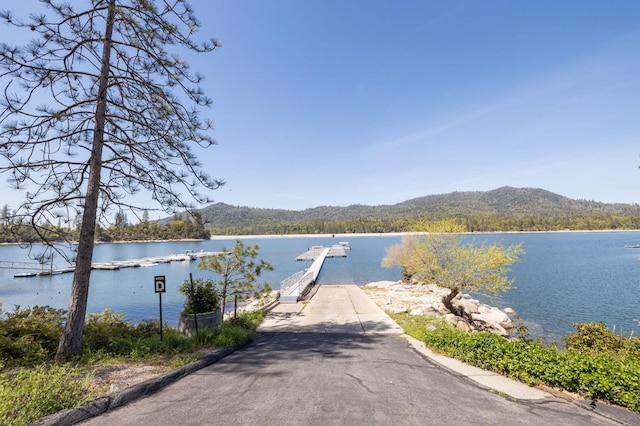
[195,186,640,235]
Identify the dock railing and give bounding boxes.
[280,270,306,297]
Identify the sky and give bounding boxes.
[2,0,640,212]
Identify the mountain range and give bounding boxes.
[189,186,640,234]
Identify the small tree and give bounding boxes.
[178,278,219,314]
[381,234,419,282]
[382,220,523,321]
[198,240,273,319]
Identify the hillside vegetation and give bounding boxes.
[196,187,640,235]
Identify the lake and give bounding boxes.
[1,231,639,342]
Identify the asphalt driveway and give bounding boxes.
[73,285,627,425]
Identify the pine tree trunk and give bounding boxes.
[55,0,115,360]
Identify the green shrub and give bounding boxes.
[0,364,94,425]
[133,319,162,338]
[391,313,640,412]
[214,324,253,347]
[178,278,220,314]
[203,311,264,347]
[563,322,640,356]
[82,309,132,352]
[0,305,65,367]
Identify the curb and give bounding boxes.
[33,345,243,426]
[261,298,280,313]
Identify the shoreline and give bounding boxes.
[2,229,640,246]
[208,229,640,240]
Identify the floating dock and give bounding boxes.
[295,242,350,261]
[13,250,219,278]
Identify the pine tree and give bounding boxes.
[0,0,223,358]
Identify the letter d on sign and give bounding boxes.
[155,275,166,293]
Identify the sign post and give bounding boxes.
[154,275,166,341]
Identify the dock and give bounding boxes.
[280,243,350,303]
[13,250,219,278]
[295,242,350,261]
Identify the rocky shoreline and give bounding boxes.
[237,281,517,338]
[362,280,516,337]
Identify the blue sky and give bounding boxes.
[2,1,640,211]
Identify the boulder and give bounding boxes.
[487,323,509,337]
[444,313,458,326]
[455,299,479,314]
[499,318,514,331]
[456,320,472,332]
[475,305,510,324]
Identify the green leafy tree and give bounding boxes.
[0,0,223,359]
[383,220,523,321]
[198,240,273,319]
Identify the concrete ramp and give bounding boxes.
[259,285,403,334]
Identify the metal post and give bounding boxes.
[159,292,163,341]
[190,273,198,335]
[154,275,166,341]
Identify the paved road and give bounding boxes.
[79,285,627,425]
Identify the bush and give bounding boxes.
[0,305,66,367]
[563,322,640,356]
[82,309,132,351]
[83,312,194,358]
[178,278,220,314]
[193,311,264,347]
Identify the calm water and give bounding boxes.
[1,232,639,342]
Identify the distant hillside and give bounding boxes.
[188,187,640,235]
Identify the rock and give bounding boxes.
[504,307,515,314]
[488,323,509,337]
[456,320,471,332]
[499,319,514,331]
[423,304,440,314]
[364,281,396,290]
[388,306,407,314]
[444,313,458,326]
[362,280,514,338]
[455,299,479,314]
[475,305,510,324]
[434,303,449,315]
